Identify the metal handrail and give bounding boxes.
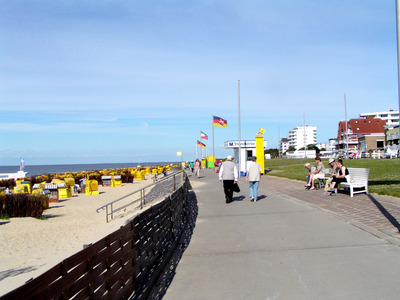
[96,170,184,222]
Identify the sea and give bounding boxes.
[0,162,175,177]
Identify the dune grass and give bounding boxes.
[264,158,400,198]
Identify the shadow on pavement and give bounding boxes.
[146,188,199,299]
[232,195,245,202]
[368,194,400,233]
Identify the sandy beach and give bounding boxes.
[0,175,178,296]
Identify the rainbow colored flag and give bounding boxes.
[20,158,25,170]
[213,116,227,127]
[197,140,206,148]
[200,131,208,140]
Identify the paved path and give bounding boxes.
[158,169,400,300]
[262,175,400,243]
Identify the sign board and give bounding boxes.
[224,140,267,149]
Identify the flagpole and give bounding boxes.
[344,94,348,158]
[212,114,215,162]
[396,0,400,149]
[238,80,241,176]
[196,143,198,160]
[206,149,208,168]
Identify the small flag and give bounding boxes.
[200,131,208,140]
[177,152,182,157]
[20,158,25,170]
[213,115,227,127]
[197,140,206,148]
[259,128,266,134]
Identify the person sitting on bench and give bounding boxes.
[306,156,325,190]
[327,159,349,196]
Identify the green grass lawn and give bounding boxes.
[264,158,400,198]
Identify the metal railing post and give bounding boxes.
[140,190,143,210]
[96,170,184,222]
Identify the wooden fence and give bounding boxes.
[1,174,191,300]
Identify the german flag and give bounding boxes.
[197,140,206,148]
[213,115,227,127]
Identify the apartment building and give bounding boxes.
[359,110,399,129]
[279,138,289,154]
[288,126,317,150]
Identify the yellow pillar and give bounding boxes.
[255,133,265,175]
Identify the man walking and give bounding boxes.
[219,155,238,203]
[245,156,261,202]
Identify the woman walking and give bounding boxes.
[194,158,201,178]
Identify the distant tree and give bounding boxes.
[264,148,279,158]
[307,144,320,154]
[284,146,296,155]
[299,144,320,154]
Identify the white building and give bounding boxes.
[359,110,399,129]
[288,126,317,150]
[318,139,338,158]
[327,138,337,152]
[279,138,289,155]
[285,150,316,159]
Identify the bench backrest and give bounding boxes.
[347,168,369,185]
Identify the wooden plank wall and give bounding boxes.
[1,175,190,300]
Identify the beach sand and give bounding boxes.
[0,175,171,296]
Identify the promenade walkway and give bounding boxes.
[153,169,400,299]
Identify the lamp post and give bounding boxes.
[396,1,400,134]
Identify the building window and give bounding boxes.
[376,140,384,148]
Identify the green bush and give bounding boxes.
[0,194,46,219]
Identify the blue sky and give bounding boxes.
[0,1,398,166]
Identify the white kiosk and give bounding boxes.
[224,140,267,176]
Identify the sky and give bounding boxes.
[0,0,399,166]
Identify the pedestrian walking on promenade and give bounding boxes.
[245,156,261,202]
[194,158,201,178]
[218,155,238,203]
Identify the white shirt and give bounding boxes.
[246,161,261,181]
[219,161,238,181]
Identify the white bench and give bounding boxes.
[339,168,369,197]
[383,149,398,159]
